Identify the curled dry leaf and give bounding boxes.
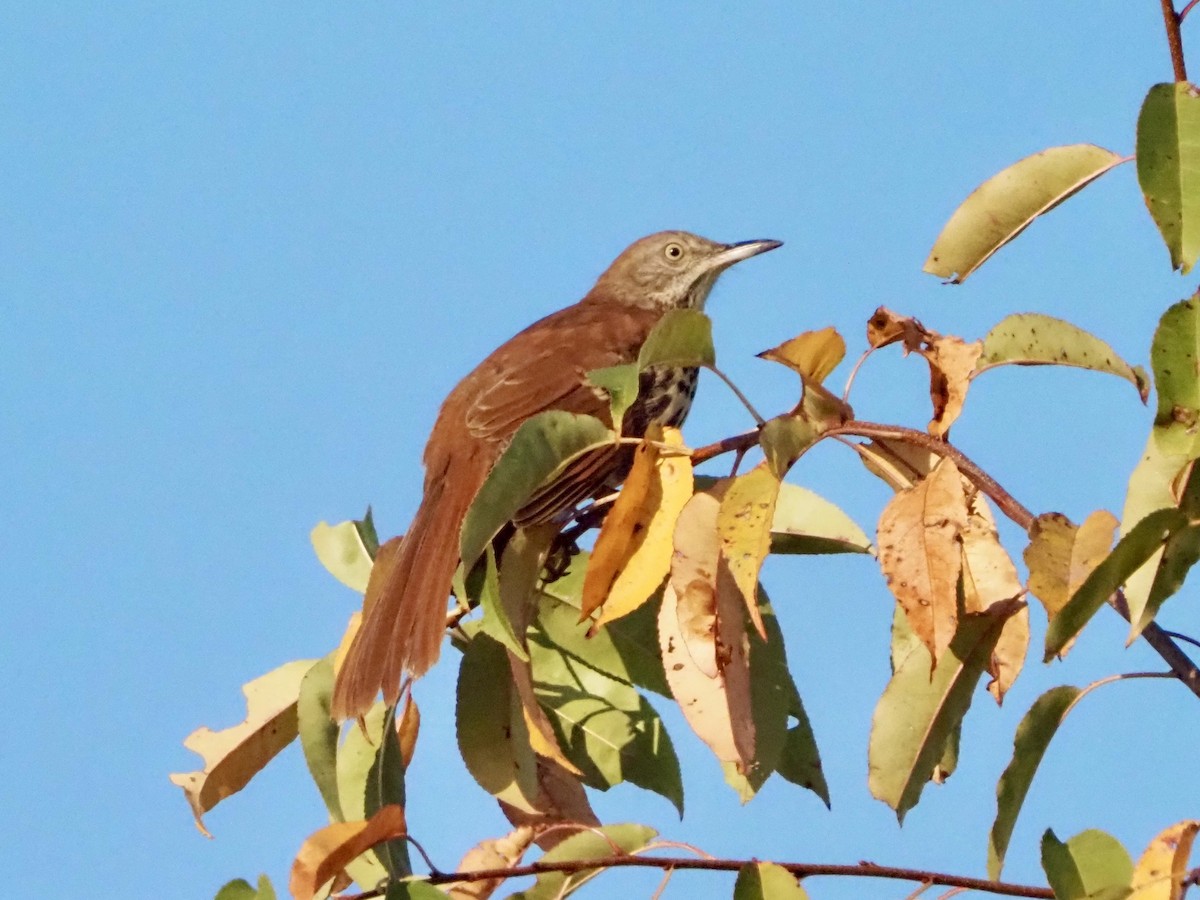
[583,426,693,629]
[447,826,537,900]
[499,757,601,852]
[1128,818,1200,900]
[867,307,931,352]
[717,462,782,640]
[877,457,969,667]
[855,438,939,492]
[925,336,984,437]
[289,804,408,900]
[170,659,316,836]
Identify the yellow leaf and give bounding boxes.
[1024,510,1118,658]
[1129,819,1200,900]
[587,427,693,629]
[310,519,375,592]
[660,485,755,769]
[170,659,316,836]
[877,457,968,666]
[716,462,781,640]
[757,327,846,383]
[924,336,983,437]
[397,694,420,770]
[855,438,939,492]
[332,611,362,680]
[289,805,408,900]
[987,604,1029,705]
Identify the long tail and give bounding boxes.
[331,469,477,719]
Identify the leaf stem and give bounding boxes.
[1160,0,1189,81]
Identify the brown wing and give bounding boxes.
[429,298,661,524]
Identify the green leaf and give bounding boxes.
[214,876,276,900]
[924,144,1126,283]
[869,605,1016,821]
[637,308,716,368]
[733,862,809,900]
[456,634,539,812]
[1045,508,1187,661]
[1041,829,1133,900]
[776,682,830,807]
[586,363,640,433]
[723,597,825,804]
[759,415,818,479]
[1150,295,1200,457]
[976,313,1149,402]
[385,883,448,899]
[461,412,614,571]
[478,545,528,661]
[508,824,657,900]
[297,655,343,822]
[334,702,392,888]
[768,482,874,556]
[311,519,376,592]
[531,604,684,815]
[988,686,1082,880]
[1137,82,1200,274]
[355,507,380,559]
[365,705,411,877]
[540,560,671,697]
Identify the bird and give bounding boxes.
[331,230,782,720]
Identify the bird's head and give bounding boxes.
[590,230,782,311]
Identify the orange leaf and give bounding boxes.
[448,826,537,899]
[877,457,968,667]
[586,427,692,629]
[289,805,408,900]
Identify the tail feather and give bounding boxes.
[331,467,479,719]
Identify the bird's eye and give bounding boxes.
[664,242,685,261]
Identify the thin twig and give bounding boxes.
[1160,0,1189,80]
[708,364,766,425]
[411,857,1055,898]
[1162,629,1200,650]
[1182,0,1200,21]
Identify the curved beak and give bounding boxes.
[710,238,783,272]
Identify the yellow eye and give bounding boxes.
[664,242,685,261]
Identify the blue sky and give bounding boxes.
[4,4,1199,898]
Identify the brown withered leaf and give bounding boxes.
[867,307,932,351]
[585,427,692,629]
[716,462,781,640]
[961,496,1025,615]
[877,457,969,667]
[661,486,755,770]
[499,758,600,851]
[757,327,846,383]
[397,694,420,770]
[855,438,940,492]
[924,336,984,437]
[289,804,408,900]
[171,659,316,836]
[960,496,1028,703]
[447,826,537,900]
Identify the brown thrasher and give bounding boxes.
[331,230,781,719]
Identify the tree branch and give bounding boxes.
[688,418,1200,701]
[342,857,1056,899]
[1160,0,1189,81]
